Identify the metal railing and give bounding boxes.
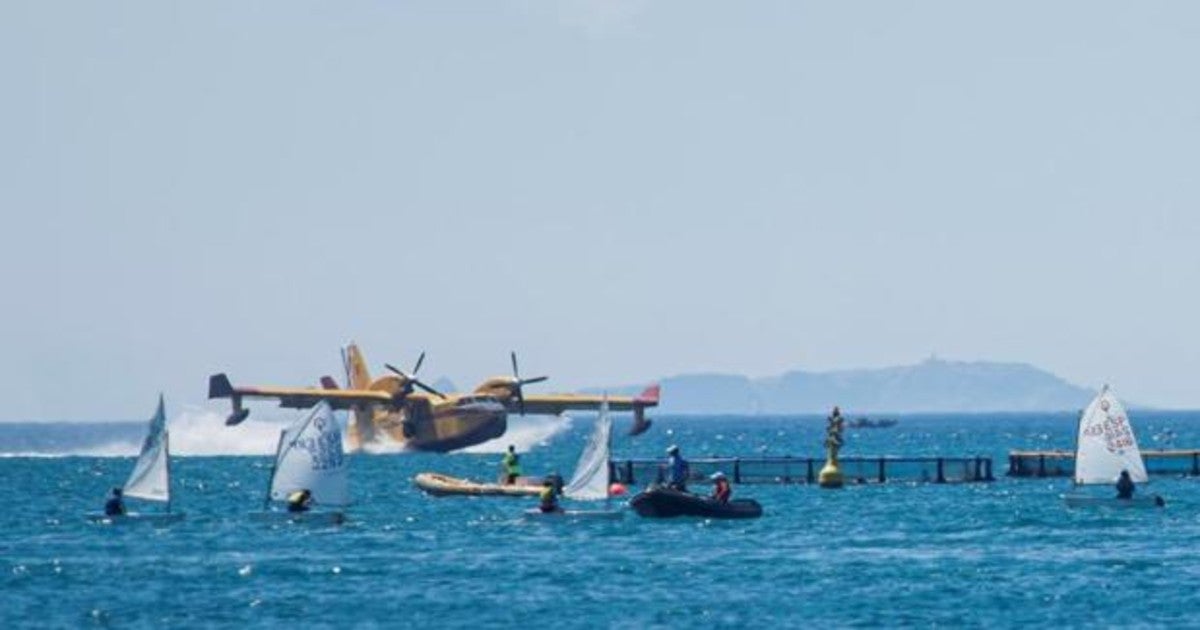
[1008,450,1200,477]
[611,456,994,485]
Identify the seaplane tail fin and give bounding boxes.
[341,342,379,449]
[344,342,372,389]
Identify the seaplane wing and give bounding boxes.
[208,373,394,426]
[516,385,660,436]
[517,387,658,415]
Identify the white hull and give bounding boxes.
[86,512,185,526]
[1062,493,1165,509]
[248,510,346,526]
[415,472,542,497]
[522,508,624,520]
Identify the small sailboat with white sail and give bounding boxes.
[525,395,624,520]
[250,401,349,525]
[87,395,184,525]
[1062,386,1165,508]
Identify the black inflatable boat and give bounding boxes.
[629,486,763,519]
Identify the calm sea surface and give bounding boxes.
[3,411,1200,628]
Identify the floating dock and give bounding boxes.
[1007,449,1200,477]
[611,456,994,485]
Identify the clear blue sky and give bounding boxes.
[3,2,1198,420]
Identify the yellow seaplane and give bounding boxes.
[208,344,660,453]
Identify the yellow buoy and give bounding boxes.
[819,406,845,489]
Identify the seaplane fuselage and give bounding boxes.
[379,395,508,452]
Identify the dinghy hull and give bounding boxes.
[414,472,542,497]
[86,512,185,526]
[1062,494,1165,509]
[629,487,763,519]
[248,511,346,526]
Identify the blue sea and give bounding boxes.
[3,410,1200,628]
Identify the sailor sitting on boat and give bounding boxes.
[1116,470,1135,500]
[104,488,125,516]
[287,489,314,513]
[710,472,731,504]
[666,445,690,491]
[538,478,562,513]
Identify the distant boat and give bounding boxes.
[847,417,898,429]
[250,401,349,525]
[87,395,184,525]
[1062,386,1164,508]
[525,395,624,520]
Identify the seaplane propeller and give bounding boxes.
[385,352,447,401]
[510,351,548,416]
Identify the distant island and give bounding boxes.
[592,357,1099,414]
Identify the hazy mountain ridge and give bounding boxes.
[594,357,1099,414]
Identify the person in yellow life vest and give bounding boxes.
[501,444,521,485]
[286,489,313,513]
[538,478,562,513]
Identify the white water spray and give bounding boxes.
[167,406,290,456]
[2,409,574,457]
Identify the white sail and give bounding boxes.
[1074,386,1148,485]
[123,395,170,503]
[564,396,613,501]
[268,401,349,507]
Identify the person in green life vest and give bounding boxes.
[501,444,521,485]
[538,478,562,513]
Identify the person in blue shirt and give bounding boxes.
[666,445,689,491]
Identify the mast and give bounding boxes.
[604,395,612,509]
[165,431,173,513]
[1072,403,1085,488]
[263,430,287,510]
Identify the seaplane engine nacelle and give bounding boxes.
[473,377,518,399]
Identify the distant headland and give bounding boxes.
[594,357,1100,414]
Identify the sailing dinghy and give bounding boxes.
[87,395,184,525]
[525,396,624,520]
[250,401,349,525]
[1062,386,1165,508]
